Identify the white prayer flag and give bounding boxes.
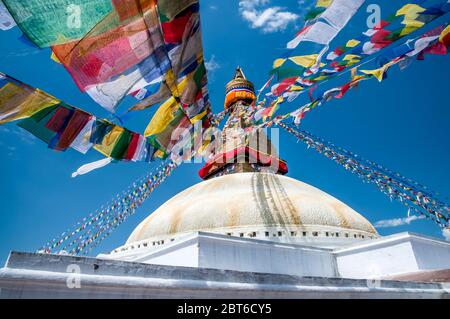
[0,1,16,31]
[70,117,95,154]
[71,158,113,178]
[288,22,339,48]
[287,0,364,49]
[406,35,440,57]
[321,0,365,29]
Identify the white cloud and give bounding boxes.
[442,228,450,241]
[205,55,221,72]
[374,215,426,228]
[239,0,299,33]
[209,5,218,10]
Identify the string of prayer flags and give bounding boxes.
[40,160,178,255]
[2,0,211,118]
[268,1,450,102]
[360,59,399,82]
[262,97,283,122]
[0,73,60,124]
[277,122,450,229]
[395,3,436,36]
[263,23,450,130]
[210,110,229,127]
[271,77,298,97]
[256,75,274,101]
[273,54,320,72]
[0,72,158,163]
[137,57,212,158]
[308,2,449,79]
[287,0,365,49]
[87,1,206,112]
[51,1,163,92]
[146,105,192,159]
[405,25,447,58]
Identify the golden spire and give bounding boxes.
[234,66,246,79]
[224,66,256,109]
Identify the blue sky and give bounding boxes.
[0,0,449,263]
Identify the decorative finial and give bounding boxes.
[234,66,246,80]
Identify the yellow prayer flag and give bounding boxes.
[189,110,207,124]
[0,82,60,124]
[343,54,361,67]
[198,139,211,155]
[396,4,426,17]
[289,85,304,91]
[343,54,361,61]
[143,69,198,137]
[93,125,124,157]
[360,68,384,82]
[273,58,286,69]
[316,0,333,8]
[351,67,358,80]
[164,69,180,97]
[144,97,179,137]
[352,75,366,82]
[439,25,450,43]
[361,60,397,82]
[154,149,166,159]
[400,24,422,37]
[50,51,61,64]
[396,4,426,33]
[288,54,319,68]
[346,39,360,48]
[313,75,329,82]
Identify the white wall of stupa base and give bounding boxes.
[1,249,449,299]
[335,232,450,278]
[1,230,449,298]
[110,225,379,257]
[98,231,450,280]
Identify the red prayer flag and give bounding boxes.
[160,4,197,44]
[424,42,447,55]
[45,106,73,132]
[371,29,392,48]
[124,133,141,160]
[56,110,92,151]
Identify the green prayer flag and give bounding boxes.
[110,129,132,160]
[3,0,113,47]
[17,105,58,144]
[304,7,326,21]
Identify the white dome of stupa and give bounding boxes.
[112,173,378,254]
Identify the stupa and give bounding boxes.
[0,69,449,299]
